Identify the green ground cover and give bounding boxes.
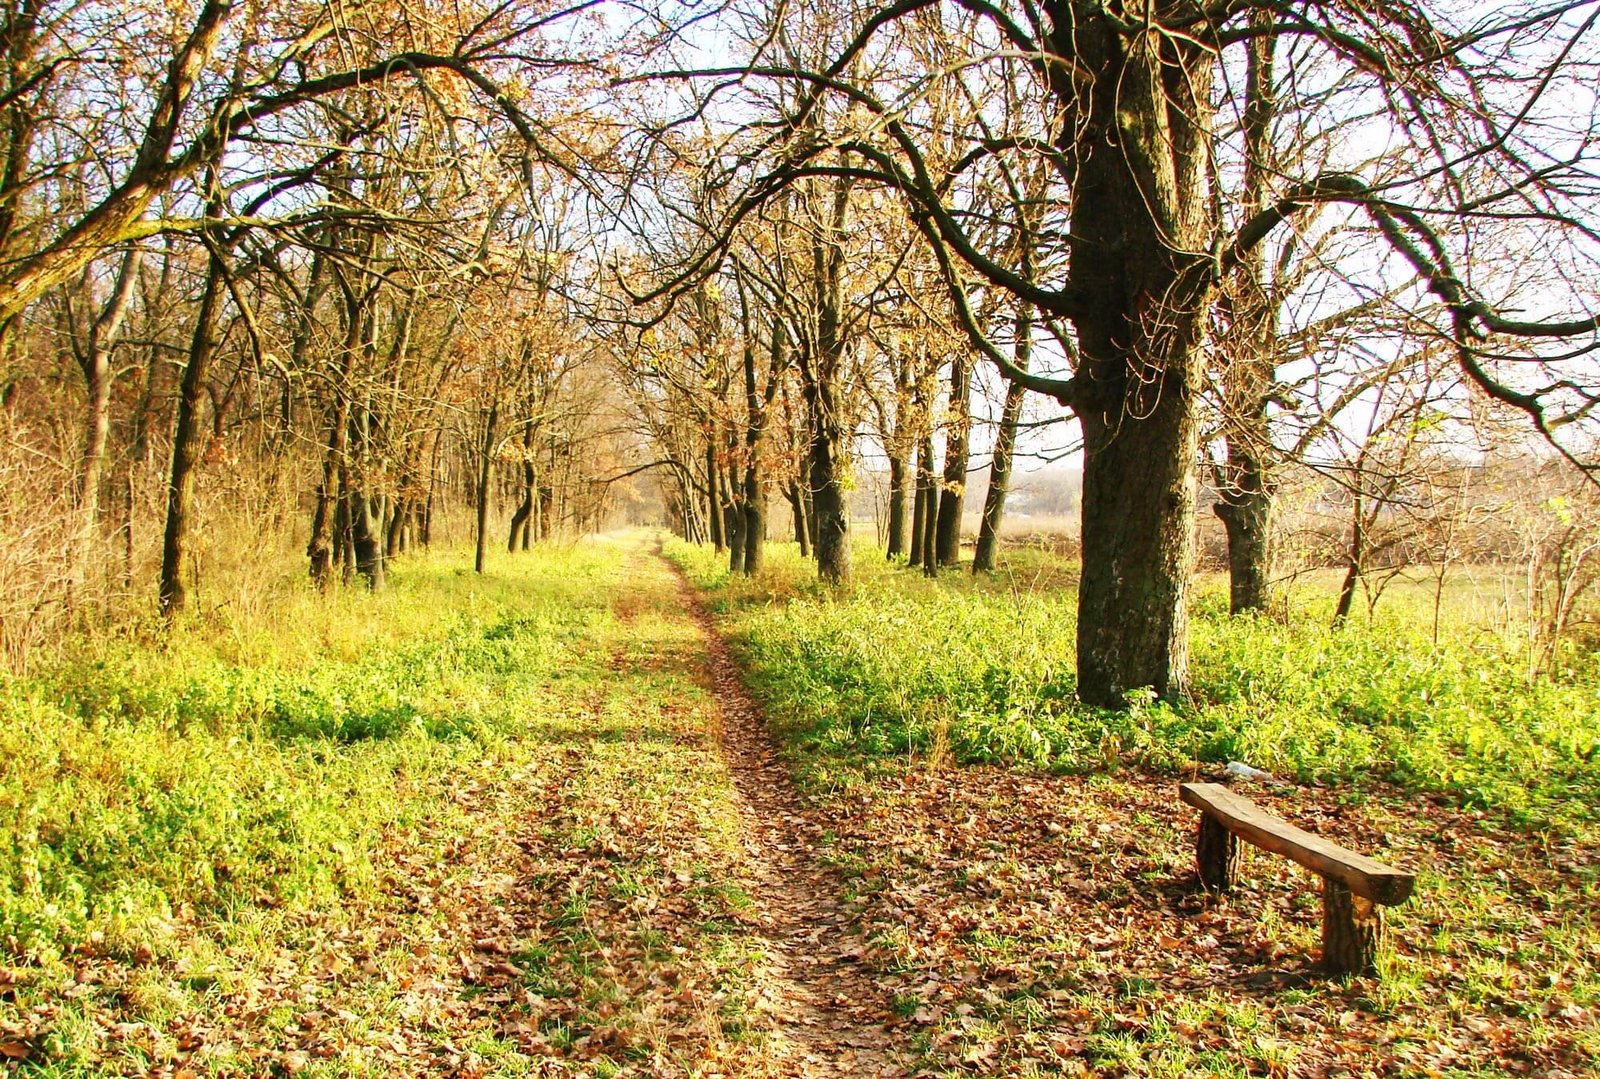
[0,539,770,1075]
[669,535,1600,1075]
[667,538,1600,829]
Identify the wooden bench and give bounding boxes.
[1179,782,1415,976]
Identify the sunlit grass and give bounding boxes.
[667,535,1600,828]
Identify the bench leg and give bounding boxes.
[1322,878,1384,976]
[1196,814,1239,892]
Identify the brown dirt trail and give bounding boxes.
[657,546,910,1077]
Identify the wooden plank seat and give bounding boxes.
[1179,782,1415,976]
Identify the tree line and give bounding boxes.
[1,0,1597,704]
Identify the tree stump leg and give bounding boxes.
[1196,814,1239,892]
[1322,878,1384,976]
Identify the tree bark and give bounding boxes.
[934,353,970,566]
[918,432,937,577]
[886,453,907,559]
[974,307,1031,574]
[724,457,745,573]
[1216,473,1274,614]
[1215,17,1280,615]
[973,381,1024,574]
[787,482,809,556]
[158,239,225,618]
[474,400,497,574]
[1054,8,1214,706]
[909,457,926,565]
[705,440,724,552]
[74,247,142,528]
[806,377,850,584]
[307,267,367,589]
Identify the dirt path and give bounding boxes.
[659,547,909,1077]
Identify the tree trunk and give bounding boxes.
[741,479,763,573]
[509,475,532,551]
[352,488,383,589]
[474,400,497,574]
[74,248,142,531]
[1215,470,1274,614]
[908,460,926,566]
[806,379,850,584]
[934,353,970,566]
[1215,19,1280,616]
[918,432,937,578]
[388,498,407,557]
[307,309,363,589]
[1334,497,1365,623]
[705,441,724,552]
[973,380,1024,574]
[539,483,554,540]
[158,241,224,618]
[886,453,907,559]
[1075,377,1198,705]
[1054,11,1214,706]
[974,308,1031,574]
[737,316,779,575]
[725,464,745,573]
[787,483,809,556]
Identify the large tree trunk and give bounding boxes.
[1075,377,1199,705]
[1215,18,1280,615]
[158,241,224,618]
[805,377,850,584]
[1054,10,1215,706]
[1215,465,1274,613]
[741,474,763,573]
[934,353,970,566]
[800,167,854,584]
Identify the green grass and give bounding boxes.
[0,544,609,969]
[7,528,1597,1075]
[0,536,775,1075]
[667,536,1600,827]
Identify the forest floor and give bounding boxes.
[1,531,1597,1076]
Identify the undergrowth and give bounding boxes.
[0,541,615,1020]
[666,537,1600,827]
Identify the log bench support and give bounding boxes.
[1180,782,1415,977]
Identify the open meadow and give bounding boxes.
[0,531,1594,1076]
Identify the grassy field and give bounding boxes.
[3,530,1597,1076]
[670,539,1600,827]
[669,536,1600,1075]
[0,538,785,1076]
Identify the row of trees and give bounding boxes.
[612,0,1600,705]
[0,0,650,664]
[1,0,1596,706]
